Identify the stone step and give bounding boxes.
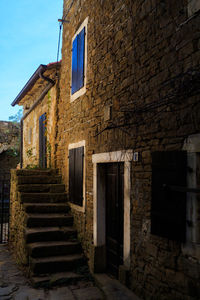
[15,169,59,177]
[17,175,62,185]
[18,184,65,193]
[31,272,84,288]
[31,254,85,275]
[20,193,67,203]
[28,241,81,258]
[26,213,73,228]
[25,226,77,243]
[24,203,69,214]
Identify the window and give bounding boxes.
[71,17,88,101]
[69,146,84,206]
[151,151,187,242]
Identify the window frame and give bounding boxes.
[182,134,200,259]
[70,17,88,102]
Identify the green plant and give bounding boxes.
[25,164,39,169]
[6,147,19,157]
[47,141,52,168]
[26,147,37,167]
[26,147,34,158]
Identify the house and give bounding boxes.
[10,0,200,299]
[11,62,60,169]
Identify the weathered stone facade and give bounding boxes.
[10,0,200,298]
[22,86,58,168]
[53,0,200,299]
[14,63,60,169]
[0,121,20,177]
[9,170,28,266]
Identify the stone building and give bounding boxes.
[11,62,60,169]
[11,0,200,299]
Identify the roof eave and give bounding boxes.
[11,64,47,107]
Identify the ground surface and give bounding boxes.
[0,244,104,300]
[0,244,141,300]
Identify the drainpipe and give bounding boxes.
[20,73,55,168]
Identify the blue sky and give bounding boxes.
[0,0,63,121]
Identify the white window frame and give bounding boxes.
[70,17,88,102]
[68,140,86,213]
[182,134,200,259]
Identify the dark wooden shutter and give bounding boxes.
[74,146,84,206]
[39,113,47,168]
[69,148,75,203]
[151,151,187,242]
[69,147,84,206]
[71,27,85,94]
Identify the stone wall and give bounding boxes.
[9,170,28,267]
[0,121,20,176]
[22,85,58,169]
[54,0,200,299]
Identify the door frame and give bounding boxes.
[92,150,133,270]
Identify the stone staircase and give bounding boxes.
[16,169,87,287]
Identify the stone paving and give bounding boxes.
[0,244,105,300]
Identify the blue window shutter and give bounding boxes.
[77,27,85,90]
[72,36,78,94]
[71,27,85,95]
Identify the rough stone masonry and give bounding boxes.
[54,1,200,299]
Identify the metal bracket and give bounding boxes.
[58,19,70,24]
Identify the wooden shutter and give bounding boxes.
[69,147,84,206]
[74,147,84,206]
[69,149,75,203]
[151,151,187,242]
[77,27,85,91]
[71,27,85,94]
[72,36,78,94]
[39,113,47,168]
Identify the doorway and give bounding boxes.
[92,150,132,276]
[105,163,124,278]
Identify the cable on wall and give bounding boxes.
[56,0,75,76]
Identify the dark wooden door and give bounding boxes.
[39,113,47,168]
[105,162,124,278]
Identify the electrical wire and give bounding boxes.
[56,0,75,75]
[56,24,62,77]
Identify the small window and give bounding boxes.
[151,151,187,242]
[71,17,88,101]
[69,146,84,206]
